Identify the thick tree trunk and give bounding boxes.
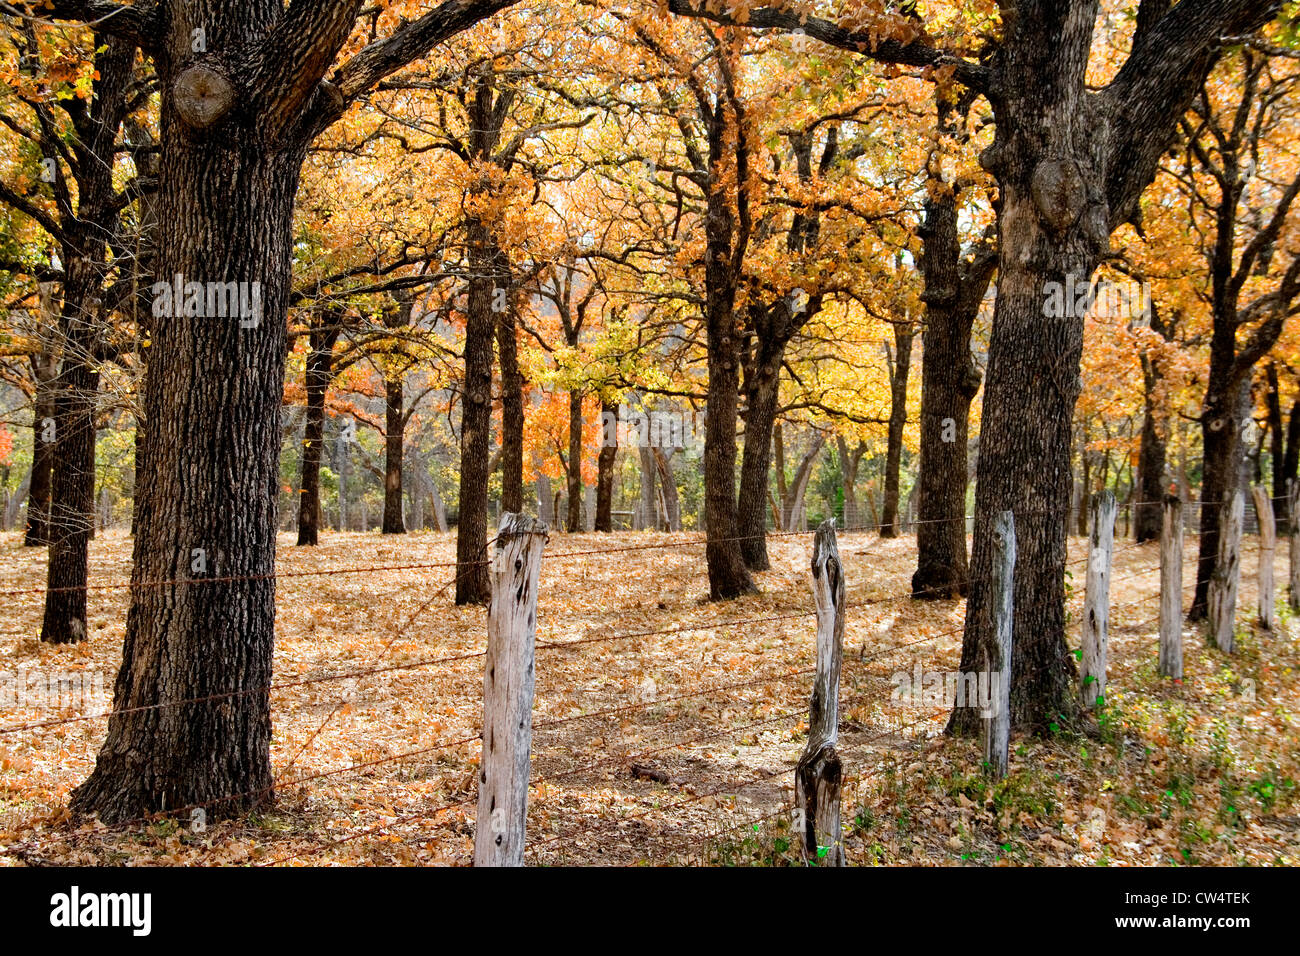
[566,389,583,532]
[703,299,757,596]
[297,321,339,546]
[455,217,496,604]
[455,71,510,604]
[737,341,782,569]
[951,10,1112,733]
[382,372,405,534]
[594,399,617,531]
[880,326,914,538]
[497,302,524,514]
[912,185,990,597]
[71,120,307,821]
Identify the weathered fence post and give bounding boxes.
[1207,490,1244,653]
[796,519,845,866]
[1080,491,1115,708]
[1290,479,1300,613]
[474,512,547,867]
[1252,485,1276,631]
[984,510,1015,779]
[1158,495,1183,679]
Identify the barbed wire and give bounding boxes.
[1,509,1283,865]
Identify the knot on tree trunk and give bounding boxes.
[1031,158,1087,234]
[174,64,235,130]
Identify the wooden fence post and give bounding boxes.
[1252,485,1276,631]
[474,512,547,867]
[984,510,1015,779]
[1289,479,1300,613]
[1207,490,1244,653]
[1080,491,1115,708]
[1158,495,1183,679]
[796,519,845,866]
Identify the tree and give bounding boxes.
[1178,49,1300,617]
[879,318,915,537]
[295,306,344,545]
[671,0,1283,729]
[40,0,520,823]
[0,20,145,642]
[911,92,996,596]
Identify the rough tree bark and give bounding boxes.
[673,0,1278,735]
[69,0,517,821]
[456,69,514,604]
[41,35,136,645]
[911,95,996,596]
[836,436,866,531]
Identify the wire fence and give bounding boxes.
[0,496,1287,865]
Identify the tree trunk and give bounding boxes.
[296,320,339,546]
[382,371,405,534]
[455,217,496,604]
[40,37,137,644]
[700,91,756,599]
[703,291,757,598]
[837,436,865,531]
[1266,363,1298,533]
[737,341,783,569]
[566,389,583,532]
[912,180,990,597]
[70,118,307,822]
[652,447,681,531]
[1134,352,1167,542]
[23,353,57,546]
[880,325,914,537]
[594,399,617,531]
[40,267,103,647]
[781,434,825,532]
[951,12,1114,733]
[497,301,524,514]
[456,71,510,604]
[1192,377,1251,618]
[638,443,658,530]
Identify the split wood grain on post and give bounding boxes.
[474,513,547,867]
[796,519,846,866]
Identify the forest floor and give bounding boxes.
[0,525,1296,866]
